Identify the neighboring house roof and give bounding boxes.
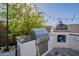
[68,24,79,33]
[50,24,79,33]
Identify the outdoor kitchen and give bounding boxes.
[1,3,79,56]
[17,29,49,56]
[17,21,79,56]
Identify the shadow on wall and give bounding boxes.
[0,21,6,47]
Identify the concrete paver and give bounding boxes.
[46,48,79,56]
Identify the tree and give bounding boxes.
[0,3,45,45]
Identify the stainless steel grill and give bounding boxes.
[31,29,49,56]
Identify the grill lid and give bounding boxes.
[32,28,48,38]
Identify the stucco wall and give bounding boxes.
[69,34,79,51]
[51,32,70,48]
[49,32,79,50]
[17,40,36,56]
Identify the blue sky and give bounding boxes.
[36,3,79,25]
[0,3,79,25]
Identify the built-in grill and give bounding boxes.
[31,29,49,56]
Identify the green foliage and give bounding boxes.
[0,3,45,41]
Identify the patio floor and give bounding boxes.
[0,50,15,56]
[46,48,79,56]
